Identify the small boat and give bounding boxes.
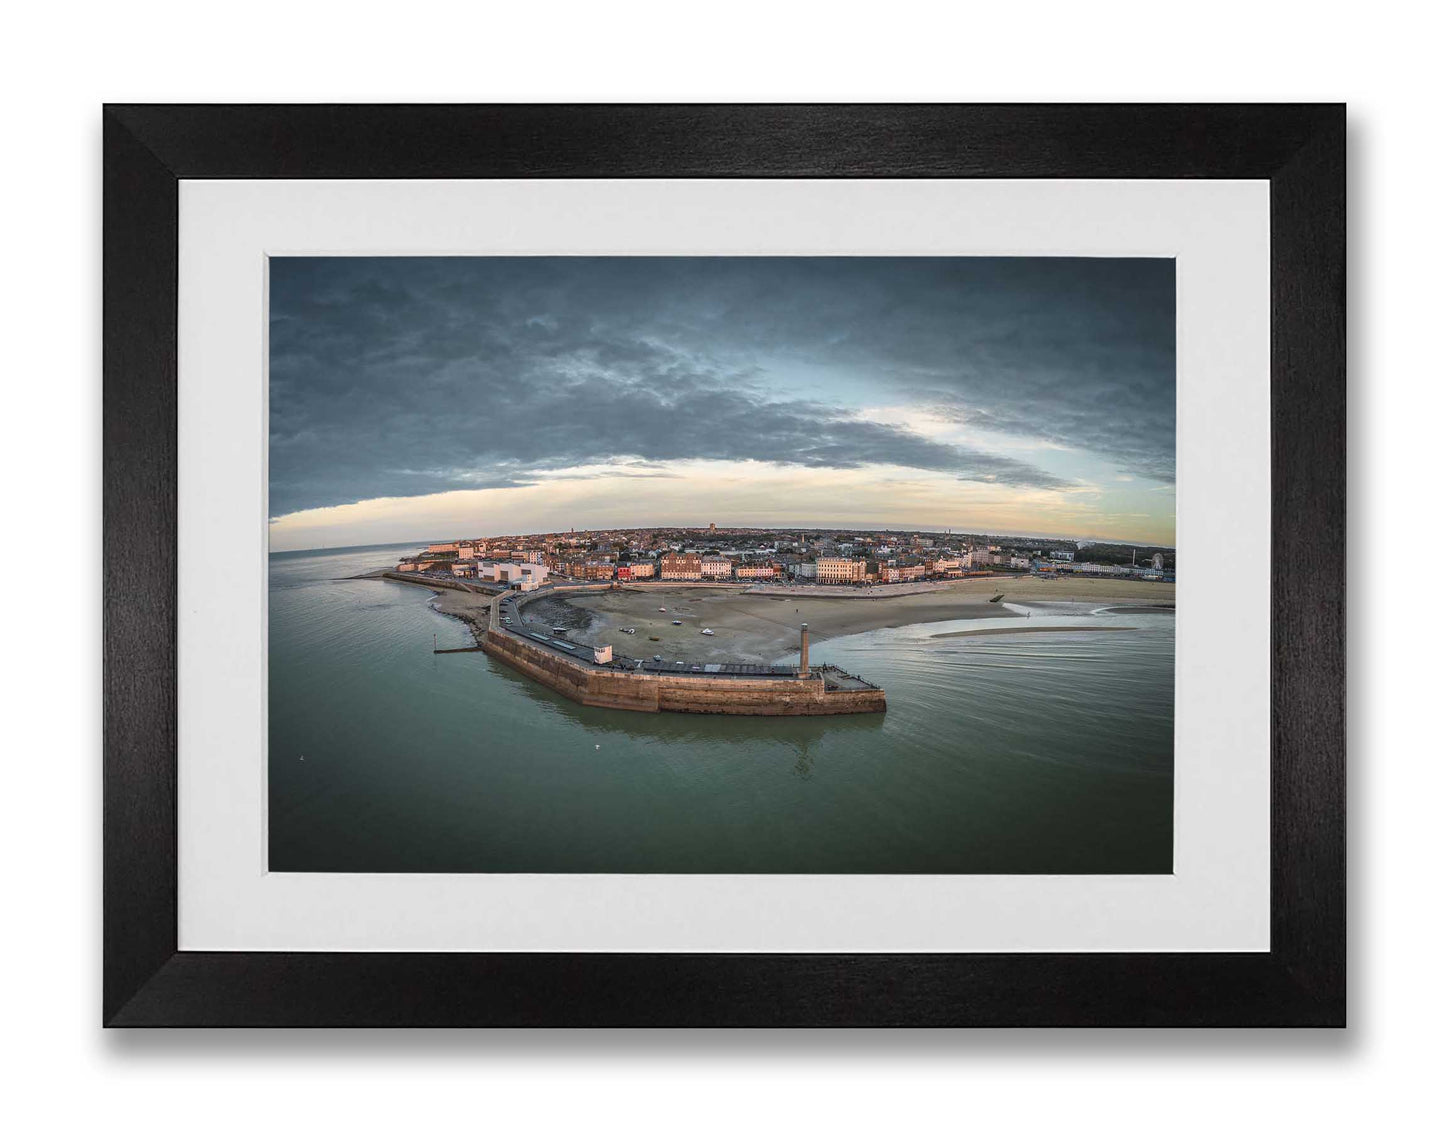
[551,626,567,634]
[619,627,636,634]
[658,607,666,612]
[672,619,683,625]
[700,628,715,636]
[653,654,662,661]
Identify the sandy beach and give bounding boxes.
[520,577,1173,665]
[428,587,496,644]
[363,571,499,645]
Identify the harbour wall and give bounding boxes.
[383,570,473,593]
[481,627,886,716]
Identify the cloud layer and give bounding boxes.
[269,257,1174,520]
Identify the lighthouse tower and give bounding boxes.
[799,623,810,677]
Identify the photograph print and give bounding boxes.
[267,256,1176,875]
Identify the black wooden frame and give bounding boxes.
[103,104,1344,1027]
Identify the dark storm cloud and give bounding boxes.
[269,257,1173,515]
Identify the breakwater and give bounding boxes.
[391,576,887,716]
[481,626,886,716]
[381,569,473,593]
[482,587,884,716]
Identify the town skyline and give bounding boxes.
[382,520,1173,588]
[269,256,1176,552]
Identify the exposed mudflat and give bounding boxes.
[519,576,1171,664]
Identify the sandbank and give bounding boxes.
[522,576,1173,665]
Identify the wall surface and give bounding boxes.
[483,627,885,714]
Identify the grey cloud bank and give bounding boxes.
[269,257,1174,517]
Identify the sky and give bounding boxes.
[268,256,1175,551]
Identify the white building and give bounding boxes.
[477,560,550,589]
[1078,561,1126,575]
[817,557,867,584]
[518,563,549,587]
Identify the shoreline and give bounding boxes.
[430,587,495,646]
[377,574,499,647]
[381,571,1175,666]
[931,624,1138,639]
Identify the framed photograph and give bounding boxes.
[104,104,1343,1026]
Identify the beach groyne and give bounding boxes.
[382,569,473,593]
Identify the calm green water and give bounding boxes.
[269,545,1174,874]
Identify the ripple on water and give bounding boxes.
[268,548,1175,875]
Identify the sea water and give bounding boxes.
[269,545,1174,874]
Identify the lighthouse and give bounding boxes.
[799,623,810,677]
